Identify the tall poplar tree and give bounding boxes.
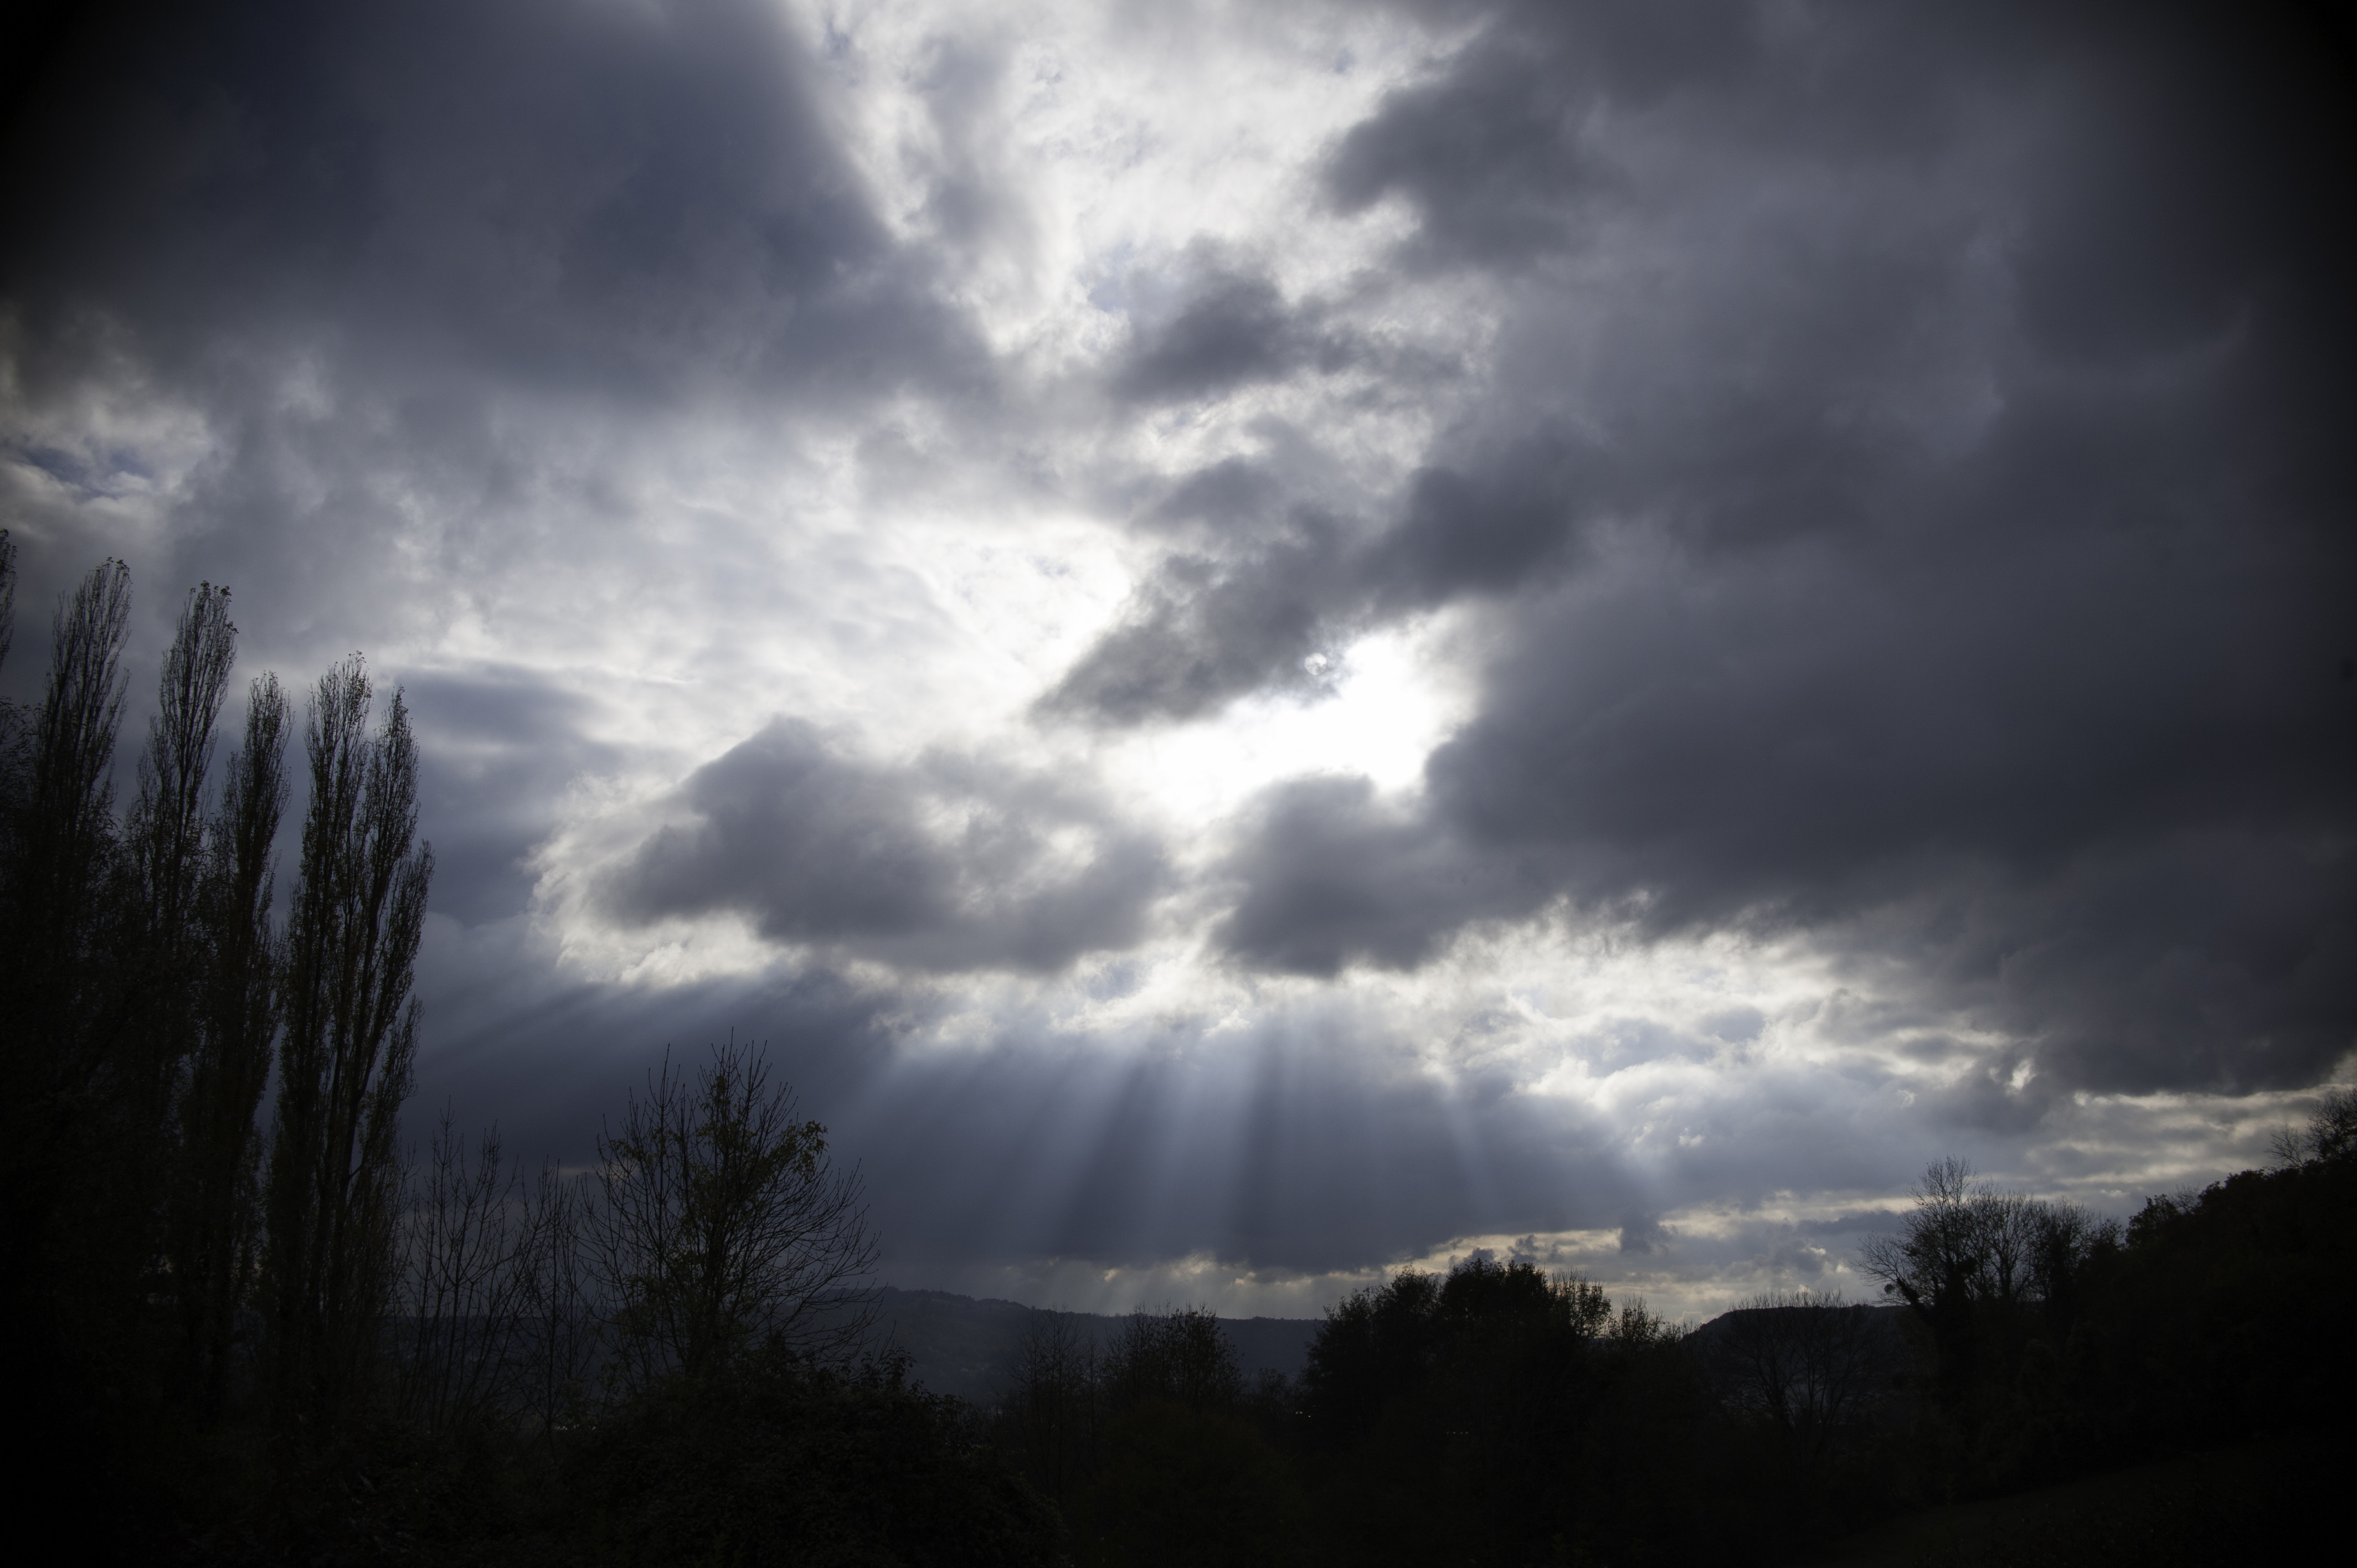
[4,558,131,1056]
[172,669,289,1415]
[0,558,144,1516]
[1,561,134,1324]
[116,586,240,1357]
[126,584,236,1030]
[265,657,433,1443]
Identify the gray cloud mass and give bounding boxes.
[6,0,2352,1309]
[606,719,1170,973]
[1072,1,2357,1102]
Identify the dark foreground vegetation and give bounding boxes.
[995,1108,2355,1567]
[1809,1432,2336,1568]
[4,539,2351,1566]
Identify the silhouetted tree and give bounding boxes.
[565,1346,1062,1566]
[0,563,141,1436]
[1008,1307,1102,1507]
[1013,1303,1298,1568]
[0,529,18,778]
[126,584,235,1005]
[2063,1094,2357,1456]
[1708,1291,1891,1478]
[516,1158,601,1448]
[588,1037,878,1394]
[389,1109,536,1438]
[170,671,287,1417]
[1299,1259,1697,1566]
[1860,1159,2113,1412]
[1104,1303,1245,1413]
[3,558,131,1061]
[1300,1266,1449,1445]
[2271,1086,2357,1167]
[265,657,433,1447]
[114,584,239,1404]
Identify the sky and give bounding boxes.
[3,0,2352,1323]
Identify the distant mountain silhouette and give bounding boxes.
[1680,1300,1908,1355]
[855,1289,1911,1404]
[854,1288,1324,1402]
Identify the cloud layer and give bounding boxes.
[6,0,2351,1316]
[603,719,1166,972]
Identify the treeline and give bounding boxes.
[1847,1115,2357,1500]
[984,1110,2354,1566]
[1,543,434,1556]
[992,1270,1692,1565]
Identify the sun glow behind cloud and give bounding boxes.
[6,0,2348,1325]
[816,0,1435,342]
[500,1,1497,994]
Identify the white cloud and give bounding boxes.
[8,0,2345,1325]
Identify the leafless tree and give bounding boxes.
[390,1109,533,1437]
[516,1162,600,1446]
[586,1038,878,1395]
[1859,1158,2117,1406]
[1711,1291,1887,1474]
[2269,1086,2357,1168]
[386,1115,609,1445]
[1860,1159,2112,1318]
[1008,1307,1102,1504]
[1862,1159,2022,1314]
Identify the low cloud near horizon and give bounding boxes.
[6,0,2351,1321]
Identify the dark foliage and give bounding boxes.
[1298,1260,1701,1566]
[1018,1107,2357,1568]
[563,1349,1061,1568]
[996,1302,1307,1566]
[2066,1106,2357,1454]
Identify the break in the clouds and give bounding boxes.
[4,0,2351,1321]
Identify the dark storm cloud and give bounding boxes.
[1037,518,1354,723]
[407,929,900,1176]
[1212,775,1545,976]
[602,719,1169,973]
[1617,1212,1671,1256]
[1111,266,1355,405]
[1045,434,1596,728]
[405,666,623,927]
[1221,470,2355,1086]
[9,0,2354,1298]
[0,0,992,673]
[1,0,977,403]
[1144,2,2357,1100]
[1144,458,1288,533]
[1361,436,1597,605]
[1327,0,1757,267]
